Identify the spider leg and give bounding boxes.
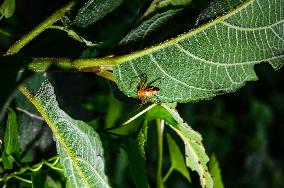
[139,73,147,85]
[138,96,146,106]
[130,75,141,88]
[148,77,161,86]
[153,95,161,103]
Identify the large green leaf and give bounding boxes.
[15,73,54,163]
[21,81,110,188]
[72,0,123,28]
[113,0,284,103]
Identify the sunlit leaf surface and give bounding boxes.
[32,81,110,188]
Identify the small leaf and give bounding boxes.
[4,108,20,156]
[166,133,191,182]
[120,9,182,47]
[0,0,15,18]
[1,152,15,169]
[147,105,213,188]
[127,120,150,188]
[143,0,192,17]
[21,81,110,188]
[72,0,123,28]
[209,154,224,188]
[196,0,244,25]
[113,0,284,103]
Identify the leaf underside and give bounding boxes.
[119,9,182,47]
[113,0,284,103]
[72,0,123,28]
[34,81,110,188]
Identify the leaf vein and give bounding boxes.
[220,19,284,31]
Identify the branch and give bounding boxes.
[27,57,118,80]
[4,1,76,56]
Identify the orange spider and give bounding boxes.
[131,73,161,105]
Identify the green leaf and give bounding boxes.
[127,120,150,188]
[45,175,62,188]
[119,9,182,46]
[15,73,51,163]
[209,154,224,188]
[105,94,123,129]
[72,0,123,28]
[113,0,284,103]
[143,0,192,17]
[166,133,191,182]
[1,152,15,169]
[107,105,149,136]
[0,0,15,18]
[147,104,213,188]
[22,80,110,188]
[4,108,20,156]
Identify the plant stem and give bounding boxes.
[123,104,157,125]
[156,119,164,188]
[25,56,119,73]
[48,25,99,47]
[0,155,60,183]
[4,1,76,56]
[12,175,32,184]
[162,166,173,183]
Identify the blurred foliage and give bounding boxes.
[0,0,283,188]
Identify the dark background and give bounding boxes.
[0,0,284,187]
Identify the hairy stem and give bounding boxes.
[156,119,164,188]
[5,1,76,56]
[25,57,118,77]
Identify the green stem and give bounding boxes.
[0,155,60,183]
[122,104,157,125]
[162,166,174,183]
[4,1,76,56]
[156,119,164,188]
[12,175,32,184]
[27,57,118,74]
[48,25,99,47]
